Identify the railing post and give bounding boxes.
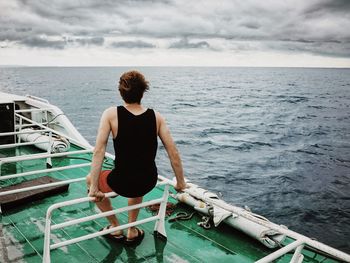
[154,184,169,239]
[43,209,53,263]
[18,117,22,144]
[290,245,304,263]
[46,131,52,168]
[255,239,305,263]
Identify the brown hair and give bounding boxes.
[118,71,149,104]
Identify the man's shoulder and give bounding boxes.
[103,106,117,118]
[153,110,161,118]
[153,110,166,124]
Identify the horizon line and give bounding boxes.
[1,65,350,69]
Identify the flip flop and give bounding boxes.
[124,227,145,246]
[100,225,125,242]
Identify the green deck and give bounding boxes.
[0,144,341,263]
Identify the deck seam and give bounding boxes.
[50,217,100,263]
[176,219,238,254]
[6,201,101,263]
[7,215,43,260]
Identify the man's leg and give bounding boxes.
[86,174,122,235]
[127,197,143,239]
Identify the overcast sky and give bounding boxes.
[0,0,350,67]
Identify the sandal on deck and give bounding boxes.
[124,227,145,246]
[100,225,125,242]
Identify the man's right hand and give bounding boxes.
[88,186,105,202]
[174,181,187,192]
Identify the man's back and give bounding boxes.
[107,105,158,198]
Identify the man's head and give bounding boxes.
[118,71,149,104]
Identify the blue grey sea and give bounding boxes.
[0,67,349,252]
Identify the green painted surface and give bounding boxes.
[0,144,342,263]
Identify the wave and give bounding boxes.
[275,95,309,104]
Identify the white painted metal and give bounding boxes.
[26,94,50,104]
[21,97,90,146]
[42,183,169,263]
[255,239,305,263]
[46,131,52,167]
[0,129,49,136]
[175,191,285,248]
[51,198,163,230]
[14,113,89,147]
[0,178,85,197]
[0,163,91,180]
[18,117,23,143]
[0,149,92,164]
[0,92,89,148]
[51,215,160,250]
[17,128,70,154]
[15,123,53,129]
[0,140,50,149]
[154,184,169,237]
[290,245,304,263]
[15,108,54,113]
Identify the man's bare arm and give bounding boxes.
[157,112,186,191]
[88,108,112,199]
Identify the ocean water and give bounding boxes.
[0,67,349,253]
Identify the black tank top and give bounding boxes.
[107,106,158,197]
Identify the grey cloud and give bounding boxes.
[21,36,66,49]
[0,0,349,57]
[169,38,210,49]
[75,37,104,46]
[304,0,350,15]
[266,40,350,58]
[240,21,261,30]
[110,40,155,48]
[15,27,32,33]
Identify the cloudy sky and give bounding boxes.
[0,0,350,67]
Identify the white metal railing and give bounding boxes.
[0,163,91,181]
[0,140,53,150]
[15,108,54,113]
[0,111,60,150]
[14,107,61,138]
[0,114,93,201]
[255,239,304,263]
[26,94,50,104]
[15,122,60,129]
[0,149,92,177]
[14,113,85,148]
[0,129,50,137]
[0,127,50,150]
[0,150,92,197]
[254,237,350,263]
[0,131,92,197]
[0,149,92,165]
[0,178,86,197]
[15,107,53,133]
[43,182,170,263]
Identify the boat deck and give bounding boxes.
[0,144,340,263]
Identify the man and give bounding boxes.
[86,70,186,245]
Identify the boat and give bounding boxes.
[0,91,349,263]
